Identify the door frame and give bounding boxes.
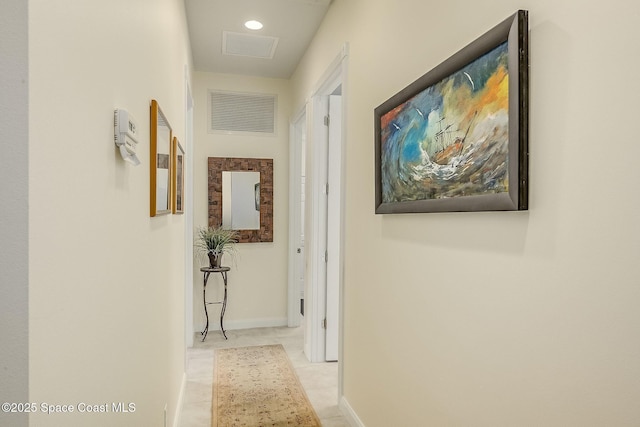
[184,68,195,351]
[325,94,342,362]
[290,44,348,369]
[184,65,194,354]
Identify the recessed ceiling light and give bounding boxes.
[244,20,263,30]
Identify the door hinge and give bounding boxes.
[324,249,328,263]
[324,115,330,126]
[322,318,327,329]
[325,182,329,195]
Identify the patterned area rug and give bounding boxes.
[212,344,321,427]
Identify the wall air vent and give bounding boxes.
[222,31,279,59]
[209,90,277,135]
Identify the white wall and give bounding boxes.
[0,1,29,426]
[292,0,640,425]
[28,0,192,425]
[192,72,291,331]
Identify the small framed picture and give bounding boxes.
[172,137,185,214]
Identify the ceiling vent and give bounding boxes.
[222,31,279,59]
[209,90,277,135]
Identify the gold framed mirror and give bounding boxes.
[150,99,172,217]
[208,157,273,243]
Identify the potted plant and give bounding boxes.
[195,226,239,268]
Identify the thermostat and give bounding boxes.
[114,109,141,166]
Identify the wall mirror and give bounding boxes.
[222,171,260,230]
[150,99,172,216]
[208,157,273,243]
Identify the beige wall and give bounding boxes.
[28,0,191,425]
[192,72,291,331]
[292,0,640,425]
[0,1,28,426]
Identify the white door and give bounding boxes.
[325,94,341,361]
[298,175,305,314]
[297,122,306,316]
[288,108,307,327]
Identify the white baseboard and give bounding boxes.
[172,373,187,427]
[339,395,365,427]
[200,317,289,332]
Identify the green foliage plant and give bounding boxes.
[195,226,239,266]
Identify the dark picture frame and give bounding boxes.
[374,10,529,214]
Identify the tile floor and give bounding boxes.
[178,326,351,427]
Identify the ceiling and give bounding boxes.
[185,0,332,79]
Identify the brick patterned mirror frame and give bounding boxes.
[208,157,273,243]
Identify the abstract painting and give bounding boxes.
[375,10,528,213]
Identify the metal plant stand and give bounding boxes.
[200,266,230,341]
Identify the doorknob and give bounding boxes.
[296,248,301,253]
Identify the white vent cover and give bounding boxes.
[209,90,277,134]
[222,31,279,59]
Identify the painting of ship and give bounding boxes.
[431,112,476,165]
[378,40,511,204]
[374,10,529,213]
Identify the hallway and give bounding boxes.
[179,327,349,426]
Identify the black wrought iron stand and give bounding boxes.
[200,266,230,341]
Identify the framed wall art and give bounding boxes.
[172,136,185,214]
[374,10,529,214]
[150,99,172,217]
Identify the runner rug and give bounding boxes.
[212,344,321,427]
